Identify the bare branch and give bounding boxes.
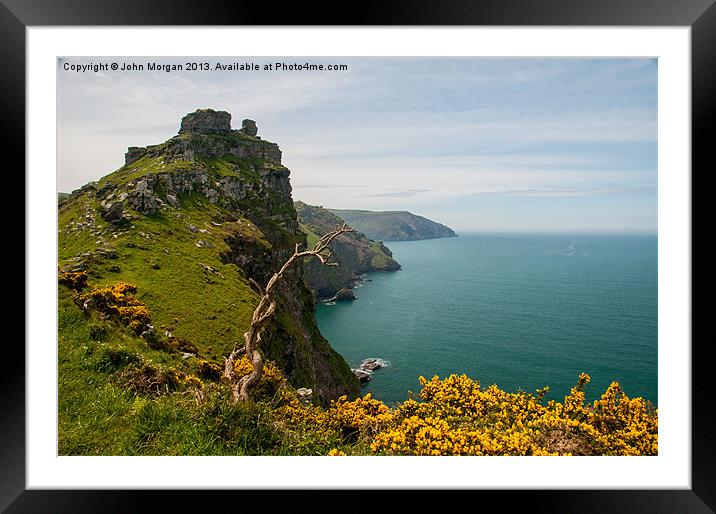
[247,278,264,295]
[224,223,354,403]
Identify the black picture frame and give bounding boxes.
[5,1,712,511]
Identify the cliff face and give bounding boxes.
[58,109,359,403]
[328,209,457,241]
[294,201,401,301]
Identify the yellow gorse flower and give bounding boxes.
[269,370,658,456]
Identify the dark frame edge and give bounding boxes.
[691,0,716,511]
[0,0,26,512]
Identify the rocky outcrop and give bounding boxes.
[240,119,258,137]
[123,110,280,167]
[100,164,291,221]
[179,108,232,135]
[125,147,147,166]
[295,201,401,301]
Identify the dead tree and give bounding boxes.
[224,223,354,403]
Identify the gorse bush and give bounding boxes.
[75,282,152,335]
[197,359,223,381]
[219,361,658,456]
[58,269,89,291]
[271,371,658,456]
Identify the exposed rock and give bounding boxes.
[297,387,313,404]
[206,189,219,204]
[352,358,389,385]
[325,288,356,302]
[96,247,118,259]
[140,324,155,339]
[127,186,159,215]
[361,358,383,371]
[199,263,224,278]
[240,119,258,137]
[96,181,117,198]
[125,146,147,166]
[353,370,371,384]
[166,194,180,208]
[179,108,232,135]
[101,201,125,223]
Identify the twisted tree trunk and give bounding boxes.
[224,223,354,403]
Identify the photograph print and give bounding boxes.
[57,56,658,456]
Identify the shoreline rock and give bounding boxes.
[351,357,389,384]
[323,288,356,303]
[353,370,371,384]
[361,358,383,371]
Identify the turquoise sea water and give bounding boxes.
[315,233,657,406]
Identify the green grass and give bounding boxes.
[59,193,262,359]
[99,156,198,188]
[299,223,320,249]
[58,287,350,456]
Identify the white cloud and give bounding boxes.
[57,57,656,232]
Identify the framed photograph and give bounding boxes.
[7,0,712,510]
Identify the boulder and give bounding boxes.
[353,370,371,384]
[361,358,382,371]
[166,194,180,208]
[101,201,125,223]
[297,387,313,404]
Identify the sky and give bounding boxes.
[57,57,657,233]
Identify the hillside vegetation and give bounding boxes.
[329,209,457,241]
[295,201,400,300]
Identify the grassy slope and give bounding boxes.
[58,287,352,455]
[59,192,262,360]
[58,141,359,454]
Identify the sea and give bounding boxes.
[315,233,657,406]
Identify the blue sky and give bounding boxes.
[58,57,657,233]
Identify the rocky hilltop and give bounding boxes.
[59,109,359,403]
[328,209,457,241]
[294,201,401,301]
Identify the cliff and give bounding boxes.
[58,109,360,404]
[294,201,401,301]
[328,209,457,241]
